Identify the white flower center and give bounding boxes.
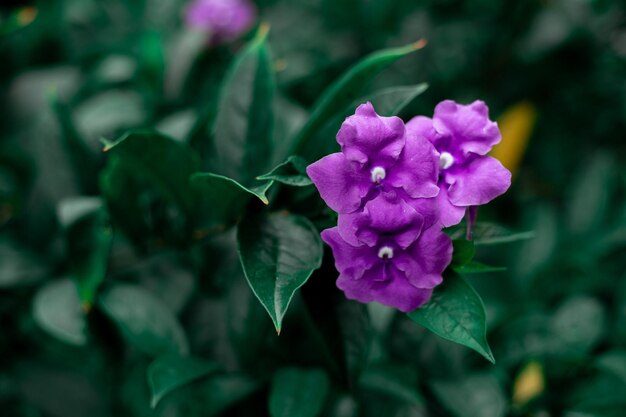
[439,152,454,170]
[378,246,394,260]
[371,166,386,183]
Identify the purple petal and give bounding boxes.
[406,115,447,150]
[306,153,370,213]
[321,228,377,280]
[432,100,501,156]
[396,225,452,289]
[446,156,512,206]
[336,102,406,166]
[387,133,440,198]
[435,184,467,227]
[403,191,440,230]
[336,264,434,312]
[338,192,424,249]
[185,0,256,41]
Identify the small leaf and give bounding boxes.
[191,172,272,232]
[148,355,220,408]
[58,197,112,307]
[451,239,475,267]
[237,212,323,333]
[407,273,495,363]
[99,284,189,356]
[293,42,426,159]
[269,368,330,417]
[257,156,312,187]
[213,26,275,183]
[33,278,88,346]
[453,261,506,274]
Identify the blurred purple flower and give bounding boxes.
[185,0,256,43]
[321,224,452,312]
[306,103,439,214]
[407,100,511,227]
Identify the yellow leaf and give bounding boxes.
[491,101,537,178]
[512,360,545,407]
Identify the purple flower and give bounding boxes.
[407,100,511,227]
[185,0,256,43]
[321,224,452,312]
[337,190,437,248]
[306,103,440,214]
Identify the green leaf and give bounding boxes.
[470,222,535,246]
[103,130,200,212]
[57,197,112,307]
[191,172,272,232]
[237,212,323,333]
[407,273,495,363]
[453,261,507,274]
[257,156,312,187]
[363,83,429,116]
[269,368,330,417]
[430,373,507,417]
[148,355,220,408]
[292,42,426,159]
[99,284,189,356]
[212,26,275,183]
[451,239,475,267]
[32,278,88,346]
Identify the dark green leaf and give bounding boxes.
[293,42,426,159]
[451,239,475,267]
[191,172,272,232]
[147,355,220,408]
[103,130,200,212]
[407,273,495,363]
[431,373,507,417]
[99,284,189,356]
[237,212,323,333]
[32,278,88,346]
[257,156,312,187]
[57,197,112,307]
[269,368,330,417]
[213,26,275,183]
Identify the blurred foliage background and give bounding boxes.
[1,0,626,416]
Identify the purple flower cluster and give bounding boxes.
[185,0,256,44]
[307,100,511,312]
